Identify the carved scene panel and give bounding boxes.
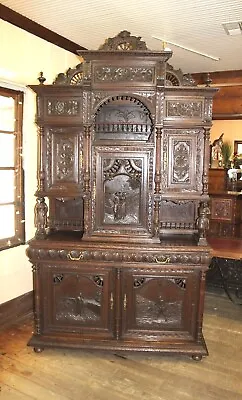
[94,151,151,234]
[43,266,114,336]
[122,271,197,338]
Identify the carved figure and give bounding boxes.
[34,197,48,238]
[113,191,127,221]
[196,202,210,245]
[210,133,224,168]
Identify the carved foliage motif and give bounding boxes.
[166,100,203,118]
[94,66,155,83]
[46,128,82,189]
[172,140,190,183]
[211,199,232,220]
[55,137,75,181]
[47,100,80,116]
[162,129,203,192]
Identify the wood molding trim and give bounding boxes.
[192,70,242,86]
[0,291,33,331]
[0,4,87,54]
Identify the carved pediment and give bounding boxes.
[98,30,148,51]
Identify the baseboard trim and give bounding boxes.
[0,291,33,331]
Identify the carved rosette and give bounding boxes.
[47,99,80,116]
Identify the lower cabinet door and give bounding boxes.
[41,264,115,339]
[121,268,200,341]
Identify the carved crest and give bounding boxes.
[99,30,148,51]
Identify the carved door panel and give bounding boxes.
[92,148,154,236]
[41,264,115,338]
[121,268,199,341]
[44,127,83,195]
[162,129,204,193]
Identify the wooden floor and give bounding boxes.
[0,292,242,400]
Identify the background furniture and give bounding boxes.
[208,168,242,237]
[207,237,242,304]
[26,31,216,360]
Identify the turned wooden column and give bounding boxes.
[83,124,92,235]
[202,127,211,195]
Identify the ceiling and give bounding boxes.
[1,0,242,74]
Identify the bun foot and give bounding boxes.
[192,354,202,361]
[33,347,44,353]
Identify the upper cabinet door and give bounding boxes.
[91,148,154,238]
[44,127,83,196]
[162,128,204,195]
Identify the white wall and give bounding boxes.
[0,20,79,304]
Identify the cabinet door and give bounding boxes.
[41,264,115,339]
[44,127,83,196]
[121,268,200,341]
[162,128,204,194]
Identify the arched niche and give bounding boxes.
[94,95,153,141]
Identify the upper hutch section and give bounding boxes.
[30,31,217,241]
[30,31,215,128]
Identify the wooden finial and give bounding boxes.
[38,72,46,85]
[205,72,212,87]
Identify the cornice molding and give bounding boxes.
[0,4,87,54]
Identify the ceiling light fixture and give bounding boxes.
[222,22,242,36]
[151,35,220,61]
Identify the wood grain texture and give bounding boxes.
[0,292,242,400]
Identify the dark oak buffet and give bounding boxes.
[26,31,217,360]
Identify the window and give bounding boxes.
[0,87,25,250]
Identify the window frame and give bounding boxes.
[0,86,25,251]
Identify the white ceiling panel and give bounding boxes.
[1,0,242,73]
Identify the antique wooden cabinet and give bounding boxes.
[26,31,217,360]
